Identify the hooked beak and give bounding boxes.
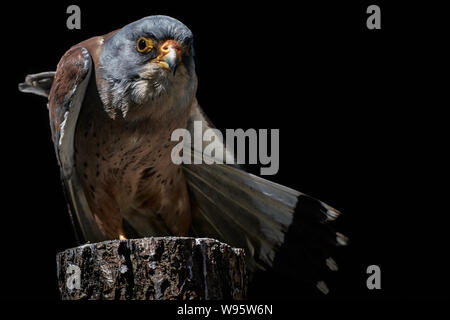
[153,40,181,75]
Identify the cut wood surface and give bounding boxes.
[56,237,247,300]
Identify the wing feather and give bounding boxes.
[183,102,347,282]
[48,46,103,243]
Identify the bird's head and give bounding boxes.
[98,15,196,120]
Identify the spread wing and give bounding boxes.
[184,101,347,293]
[184,101,297,271]
[48,46,103,243]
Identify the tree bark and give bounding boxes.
[56,237,247,300]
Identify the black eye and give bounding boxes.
[138,39,146,51]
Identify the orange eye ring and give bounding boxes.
[136,37,153,54]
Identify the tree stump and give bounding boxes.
[56,237,247,300]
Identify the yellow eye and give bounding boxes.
[136,37,153,53]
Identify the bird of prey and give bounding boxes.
[19,15,347,294]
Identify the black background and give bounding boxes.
[1,0,448,307]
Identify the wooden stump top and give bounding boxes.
[56,237,247,300]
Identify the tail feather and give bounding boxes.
[18,71,55,98]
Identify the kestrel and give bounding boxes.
[19,15,347,293]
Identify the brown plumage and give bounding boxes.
[49,30,194,239]
[20,15,348,294]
